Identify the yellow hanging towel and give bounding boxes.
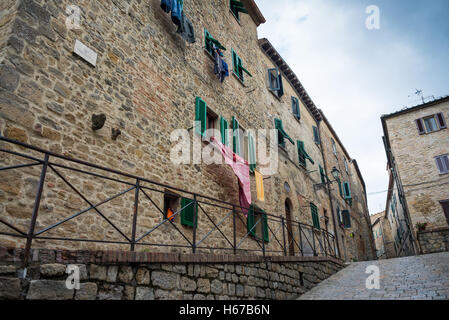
[255,169,265,202]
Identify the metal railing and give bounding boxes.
[0,136,337,267]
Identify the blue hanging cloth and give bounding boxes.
[171,0,183,27]
[160,0,172,13]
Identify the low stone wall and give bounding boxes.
[418,227,449,254]
[0,247,344,300]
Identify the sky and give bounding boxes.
[256,0,449,215]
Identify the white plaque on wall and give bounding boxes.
[73,39,97,67]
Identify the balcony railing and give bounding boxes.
[0,136,337,267]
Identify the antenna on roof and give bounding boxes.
[415,89,425,103]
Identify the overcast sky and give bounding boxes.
[256,0,449,215]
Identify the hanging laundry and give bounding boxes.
[210,136,251,216]
[213,44,229,83]
[160,0,172,13]
[176,12,196,44]
[254,169,265,202]
[171,0,183,27]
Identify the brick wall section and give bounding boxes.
[0,246,344,300]
[418,227,449,254]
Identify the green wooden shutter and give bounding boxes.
[297,140,306,167]
[232,116,241,156]
[262,212,269,242]
[342,210,351,228]
[319,165,326,184]
[247,205,269,242]
[343,182,352,199]
[275,118,294,147]
[195,97,207,137]
[180,197,198,228]
[277,73,284,97]
[220,116,229,146]
[248,132,256,173]
[292,97,300,119]
[310,203,320,229]
[313,126,320,144]
[336,177,343,197]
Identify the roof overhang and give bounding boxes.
[258,38,322,122]
[242,0,266,26]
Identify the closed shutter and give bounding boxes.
[436,155,449,174]
[247,204,256,237]
[292,97,300,119]
[220,116,229,146]
[180,197,198,228]
[342,210,351,228]
[248,133,256,173]
[319,165,326,184]
[195,97,207,137]
[343,182,352,199]
[277,73,284,98]
[313,126,320,144]
[232,116,240,156]
[337,178,343,197]
[247,205,269,242]
[263,211,269,242]
[436,113,447,129]
[416,118,425,135]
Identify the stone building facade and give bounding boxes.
[370,211,386,259]
[382,96,449,255]
[0,0,374,262]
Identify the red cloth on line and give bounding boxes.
[210,137,251,216]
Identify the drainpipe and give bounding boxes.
[317,121,341,259]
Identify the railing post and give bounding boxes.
[23,153,49,268]
[334,235,337,258]
[312,227,317,256]
[232,205,237,255]
[281,216,287,256]
[298,223,304,257]
[130,179,140,251]
[261,213,266,258]
[192,194,198,254]
[323,232,327,256]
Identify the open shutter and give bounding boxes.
[292,97,300,119]
[230,0,249,18]
[436,113,447,129]
[232,116,240,156]
[275,118,294,146]
[180,197,197,228]
[277,73,284,98]
[247,204,256,237]
[336,177,343,197]
[310,203,320,229]
[319,165,326,184]
[195,97,207,137]
[220,116,229,146]
[248,132,256,173]
[268,69,280,91]
[297,140,306,167]
[343,182,352,199]
[416,118,425,135]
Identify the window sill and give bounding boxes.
[230,10,241,25]
[232,72,246,87]
[269,89,282,101]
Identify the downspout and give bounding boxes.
[317,121,341,259]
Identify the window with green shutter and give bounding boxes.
[247,204,269,242]
[274,118,294,148]
[230,0,249,21]
[343,182,352,199]
[292,97,300,119]
[232,49,252,83]
[180,197,198,228]
[297,140,314,168]
[336,177,343,198]
[310,203,320,229]
[342,210,351,228]
[248,132,256,173]
[220,116,229,146]
[204,29,226,57]
[232,116,241,156]
[195,97,207,137]
[319,165,326,184]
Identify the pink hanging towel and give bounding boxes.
[210,137,251,216]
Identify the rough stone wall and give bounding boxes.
[0,0,20,63]
[381,215,396,259]
[0,246,344,300]
[0,0,367,261]
[418,227,449,255]
[385,101,449,233]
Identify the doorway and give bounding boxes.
[285,199,295,256]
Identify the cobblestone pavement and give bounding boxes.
[298,252,449,300]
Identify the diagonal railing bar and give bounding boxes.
[34,186,136,236]
[195,205,234,248]
[0,148,44,163]
[316,232,325,254]
[197,203,233,248]
[0,161,42,172]
[0,218,27,236]
[299,226,314,252]
[50,161,135,187]
[236,216,263,250]
[233,210,264,252]
[265,220,285,252]
[284,223,301,253]
[138,189,192,246]
[49,164,131,243]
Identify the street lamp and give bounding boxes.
[313,166,341,191]
[331,166,340,181]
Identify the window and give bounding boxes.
[331,138,337,156]
[248,132,256,173]
[319,165,326,184]
[312,126,320,144]
[292,97,300,119]
[195,97,220,141]
[232,116,241,156]
[297,140,314,168]
[440,200,449,225]
[342,210,351,228]
[220,116,229,146]
[247,204,269,242]
[337,206,342,225]
[232,49,252,83]
[416,113,447,134]
[274,118,294,148]
[310,203,320,229]
[230,0,248,22]
[267,68,283,98]
[204,29,226,57]
[435,155,449,174]
[343,157,349,173]
[163,192,180,223]
[180,197,198,228]
[336,177,343,198]
[343,182,352,204]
